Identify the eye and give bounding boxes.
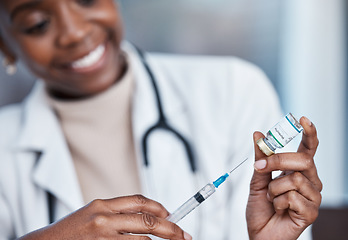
[76,0,97,7]
[25,20,50,35]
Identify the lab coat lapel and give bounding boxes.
[125,43,160,198]
[16,83,84,213]
[126,43,199,237]
[126,43,192,194]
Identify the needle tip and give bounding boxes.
[229,158,249,174]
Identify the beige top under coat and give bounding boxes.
[47,54,141,204]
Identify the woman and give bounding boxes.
[0,0,322,239]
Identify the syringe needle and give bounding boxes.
[213,157,250,188]
[229,158,249,174]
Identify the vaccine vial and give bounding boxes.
[257,113,303,156]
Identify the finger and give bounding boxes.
[273,190,320,226]
[268,171,322,205]
[250,132,273,192]
[297,116,319,158]
[114,213,190,240]
[89,195,170,219]
[254,152,322,191]
[254,131,269,160]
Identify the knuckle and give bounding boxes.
[169,222,182,238]
[275,205,283,211]
[267,183,273,193]
[273,197,284,211]
[288,190,298,202]
[302,154,314,169]
[272,154,283,169]
[250,177,264,192]
[132,194,149,206]
[88,199,106,210]
[315,138,319,148]
[291,172,304,187]
[267,183,275,197]
[90,214,109,229]
[318,179,323,192]
[274,201,282,211]
[142,213,159,231]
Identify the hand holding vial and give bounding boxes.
[246,115,322,240]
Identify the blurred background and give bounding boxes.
[121,0,348,209]
[0,0,347,239]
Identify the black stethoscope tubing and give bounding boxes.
[47,46,196,224]
[134,46,196,173]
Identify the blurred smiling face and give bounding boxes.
[0,0,125,99]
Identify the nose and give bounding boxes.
[55,5,92,48]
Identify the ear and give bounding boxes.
[0,34,16,63]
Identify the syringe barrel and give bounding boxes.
[167,183,216,223]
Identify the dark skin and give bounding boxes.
[0,0,125,99]
[0,0,322,239]
[18,195,191,240]
[248,117,322,240]
[1,1,190,239]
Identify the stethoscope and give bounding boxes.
[47,46,196,224]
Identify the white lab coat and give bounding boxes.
[0,43,311,239]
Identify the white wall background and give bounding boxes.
[280,0,347,206]
[121,0,347,206]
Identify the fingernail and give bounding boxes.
[254,160,267,170]
[184,231,192,240]
[303,116,312,126]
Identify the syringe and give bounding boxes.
[166,158,249,223]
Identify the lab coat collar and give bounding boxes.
[123,42,160,145]
[17,82,55,150]
[126,43,199,236]
[16,82,84,211]
[124,41,185,128]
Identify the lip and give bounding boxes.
[60,42,108,74]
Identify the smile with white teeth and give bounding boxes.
[71,44,105,69]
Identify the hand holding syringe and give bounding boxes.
[166,158,249,223]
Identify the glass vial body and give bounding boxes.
[257,113,303,156]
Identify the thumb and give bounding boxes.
[250,131,272,192]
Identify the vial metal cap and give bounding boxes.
[256,138,275,156]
